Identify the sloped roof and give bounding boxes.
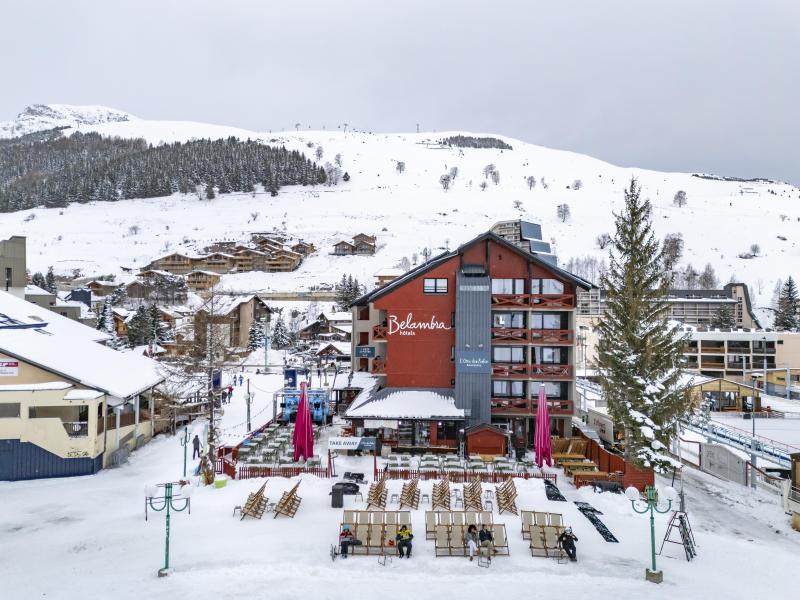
[352,230,594,307]
[346,387,464,420]
[0,291,108,343]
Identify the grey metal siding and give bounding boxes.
[0,439,102,481]
[454,270,491,427]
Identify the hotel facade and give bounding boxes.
[348,226,592,451]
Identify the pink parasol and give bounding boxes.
[534,384,552,468]
[292,381,314,462]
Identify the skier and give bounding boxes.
[239,374,244,386]
[192,434,201,459]
[558,527,579,562]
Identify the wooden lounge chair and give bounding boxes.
[491,524,510,556]
[240,482,268,520]
[529,525,547,557]
[435,525,450,556]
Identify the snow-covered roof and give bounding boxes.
[316,341,351,355]
[0,291,108,344]
[187,269,221,277]
[330,324,352,334]
[331,371,378,391]
[373,267,404,277]
[323,311,352,323]
[0,326,164,398]
[0,381,72,392]
[346,387,464,420]
[198,294,255,316]
[64,389,105,401]
[25,284,53,296]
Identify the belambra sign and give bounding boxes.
[387,312,451,336]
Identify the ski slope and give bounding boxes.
[1,105,798,322]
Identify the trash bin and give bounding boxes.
[515,447,526,461]
[331,486,344,508]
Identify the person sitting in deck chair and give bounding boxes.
[557,527,579,562]
[465,524,479,561]
[339,525,361,558]
[479,524,497,558]
[396,525,414,558]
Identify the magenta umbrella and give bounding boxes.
[534,384,552,468]
[293,381,314,462]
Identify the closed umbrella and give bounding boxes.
[534,384,552,468]
[293,382,314,462]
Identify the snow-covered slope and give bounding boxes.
[1,106,798,322]
[0,103,134,138]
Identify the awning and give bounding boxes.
[345,387,465,420]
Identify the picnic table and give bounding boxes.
[562,461,598,476]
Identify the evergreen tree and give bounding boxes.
[149,304,171,343]
[334,274,364,311]
[247,318,265,351]
[774,276,800,330]
[271,314,291,349]
[125,305,150,347]
[31,271,46,289]
[45,266,57,293]
[596,178,691,472]
[710,305,736,329]
[99,297,124,350]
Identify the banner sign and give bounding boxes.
[328,436,377,451]
[364,419,398,429]
[355,346,375,358]
[455,350,491,374]
[0,361,18,376]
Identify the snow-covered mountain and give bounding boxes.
[1,104,797,324]
[0,104,133,138]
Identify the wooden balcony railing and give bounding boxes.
[491,294,529,308]
[491,363,529,378]
[491,328,529,343]
[491,398,574,416]
[529,329,573,344]
[372,325,387,341]
[530,294,574,308]
[372,357,387,375]
[530,364,573,379]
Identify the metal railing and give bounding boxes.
[682,415,793,468]
[63,421,89,437]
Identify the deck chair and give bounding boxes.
[465,510,478,524]
[439,511,453,526]
[426,512,438,539]
[397,511,410,526]
[534,511,549,526]
[452,511,465,526]
[529,525,547,557]
[367,524,385,553]
[521,511,534,537]
[550,513,563,527]
[491,525,509,556]
[385,512,397,526]
[435,525,450,556]
[450,525,466,556]
[543,526,564,559]
[480,511,493,525]
[343,510,356,525]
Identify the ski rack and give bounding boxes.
[659,511,696,561]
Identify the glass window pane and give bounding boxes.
[424,279,435,293]
[511,381,525,397]
[542,314,561,329]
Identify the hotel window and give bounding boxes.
[492,346,525,363]
[491,278,524,294]
[539,381,567,398]
[492,380,526,397]
[423,278,448,294]
[533,347,565,364]
[531,278,564,295]
[531,312,563,329]
[492,312,525,328]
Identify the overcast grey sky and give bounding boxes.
[2,0,798,183]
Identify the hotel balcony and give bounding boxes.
[372,325,387,341]
[491,328,529,343]
[530,364,573,379]
[371,357,387,375]
[491,328,574,345]
[529,329,573,344]
[491,363,529,378]
[490,397,574,416]
[491,294,575,309]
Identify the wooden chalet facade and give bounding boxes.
[186,270,221,291]
[332,233,376,256]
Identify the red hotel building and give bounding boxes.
[348,224,593,451]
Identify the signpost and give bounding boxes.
[355,346,376,358]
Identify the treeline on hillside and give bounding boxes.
[439,135,512,150]
[0,131,326,212]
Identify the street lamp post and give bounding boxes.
[179,427,190,478]
[626,485,676,584]
[262,316,270,373]
[146,481,192,577]
[245,378,254,433]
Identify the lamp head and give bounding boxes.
[624,486,641,501]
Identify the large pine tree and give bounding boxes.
[596,178,691,471]
[774,276,800,330]
[710,305,736,329]
[270,314,291,349]
[247,318,265,351]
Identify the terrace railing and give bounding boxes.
[530,329,573,344]
[491,363,528,378]
[372,325,388,340]
[491,328,529,343]
[530,364,573,379]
